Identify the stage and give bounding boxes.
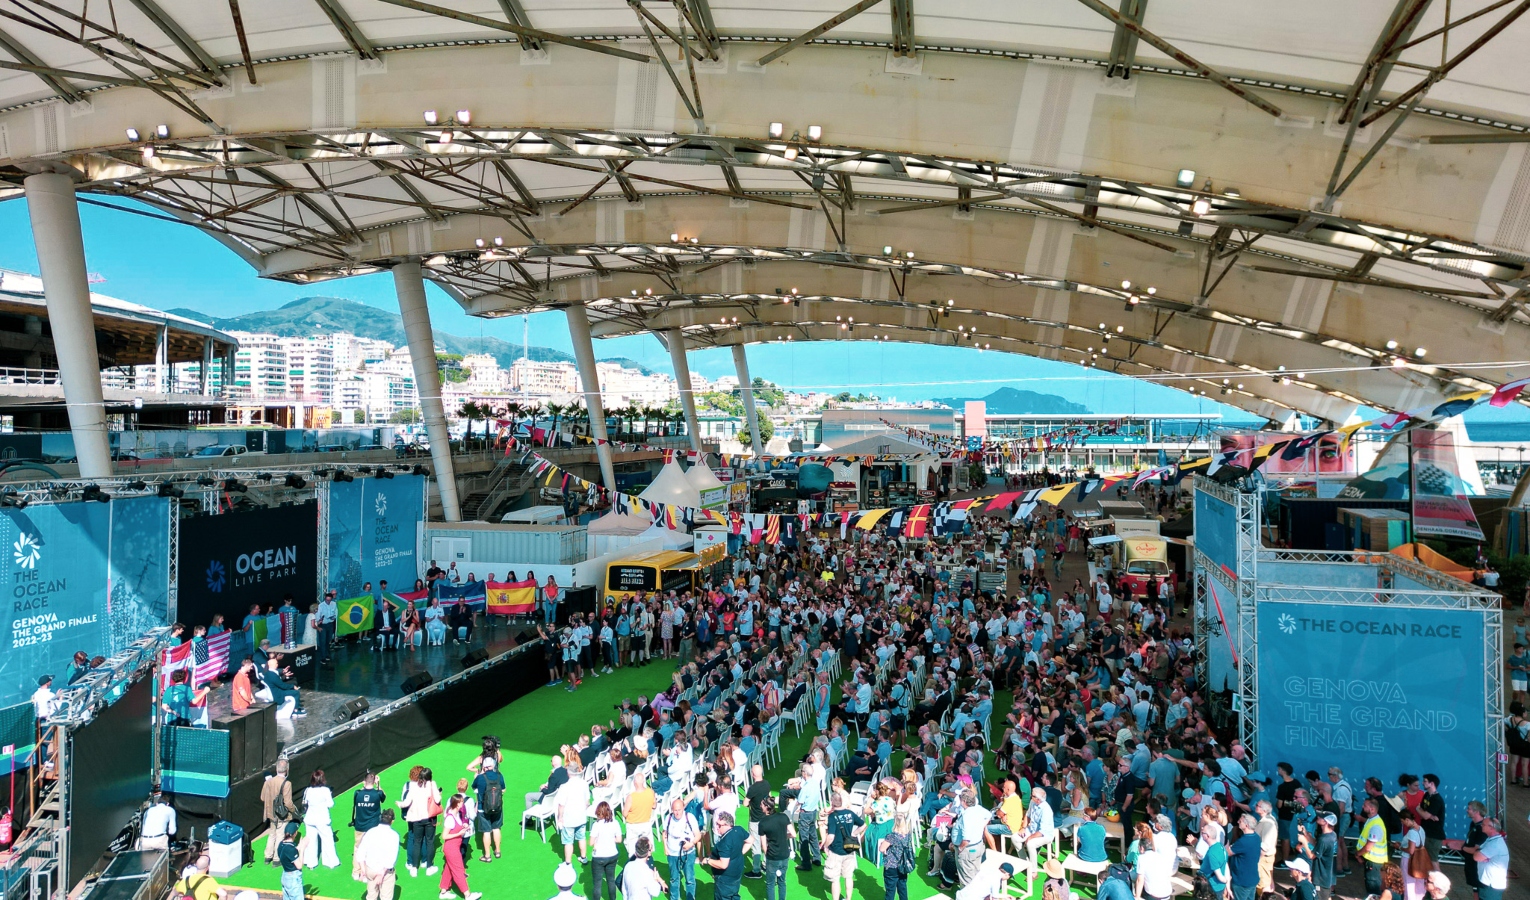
[204,618,535,749]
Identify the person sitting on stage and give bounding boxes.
[424,598,448,646]
[232,658,257,712]
[450,600,475,645]
[401,600,422,651]
[374,593,401,652]
[263,656,307,718]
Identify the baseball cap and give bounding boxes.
[1427,872,1450,893]
[1321,812,1338,826]
[1246,771,1269,784]
[1181,788,1196,800]
[1286,858,1311,876]
[999,862,1016,875]
[555,863,577,889]
[284,822,300,835]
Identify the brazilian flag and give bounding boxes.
[337,594,375,636]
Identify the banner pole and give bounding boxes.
[1407,429,1417,544]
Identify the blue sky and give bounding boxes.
[3,195,1504,423]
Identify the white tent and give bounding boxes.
[585,510,652,558]
[639,522,694,550]
[639,459,702,510]
[685,462,725,493]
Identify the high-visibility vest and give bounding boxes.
[1356,815,1388,864]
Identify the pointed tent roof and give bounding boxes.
[586,510,650,535]
[638,459,702,509]
[639,522,694,548]
[685,461,725,493]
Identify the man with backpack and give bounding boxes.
[473,757,507,861]
[260,760,299,866]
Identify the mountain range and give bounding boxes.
[164,296,655,373]
[934,386,1090,415]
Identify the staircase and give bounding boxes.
[461,457,536,521]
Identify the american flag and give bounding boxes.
[159,631,232,689]
[192,631,232,686]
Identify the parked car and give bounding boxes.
[188,444,248,458]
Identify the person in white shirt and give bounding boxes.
[955,858,1016,900]
[620,835,667,900]
[302,769,341,868]
[32,675,57,720]
[360,810,403,900]
[549,862,584,900]
[1135,845,1176,900]
[555,764,591,865]
[137,793,176,851]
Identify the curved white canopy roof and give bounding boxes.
[0,2,1526,426]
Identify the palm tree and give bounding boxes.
[567,402,590,437]
[545,401,569,444]
[499,401,524,443]
[459,401,490,445]
[639,405,657,439]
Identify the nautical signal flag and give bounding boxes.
[337,594,374,636]
[486,579,537,616]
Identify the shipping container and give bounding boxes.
[423,522,587,569]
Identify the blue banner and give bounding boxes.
[1256,601,1488,838]
[325,479,365,598]
[327,476,424,598]
[0,503,111,708]
[108,496,172,651]
[1195,489,1238,577]
[361,476,424,593]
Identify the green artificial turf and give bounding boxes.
[226,659,1074,900]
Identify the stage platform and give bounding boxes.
[204,618,534,750]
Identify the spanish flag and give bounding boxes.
[486,578,538,615]
[336,594,374,636]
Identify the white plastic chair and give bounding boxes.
[521,799,556,842]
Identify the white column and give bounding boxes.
[200,338,213,395]
[665,328,703,452]
[731,343,764,456]
[392,261,462,521]
[24,173,112,479]
[566,302,618,492]
[155,325,169,393]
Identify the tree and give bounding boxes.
[389,408,421,424]
[459,401,491,443]
[756,410,775,444]
[545,402,569,441]
[352,408,366,424]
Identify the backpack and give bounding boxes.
[1107,862,1134,885]
[271,778,302,821]
[889,835,917,875]
[480,777,504,817]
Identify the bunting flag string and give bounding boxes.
[502,378,1526,545]
[548,431,938,465]
[881,417,1127,459]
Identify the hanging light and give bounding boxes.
[423,110,439,125]
[768,122,784,139]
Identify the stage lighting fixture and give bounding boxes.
[284,474,307,489]
[223,478,247,493]
[127,480,148,491]
[412,465,429,477]
[196,475,215,486]
[256,472,274,482]
[81,484,110,503]
[315,468,333,478]
[333,471,354,483]
[377,469,395,479]
[1,492,27,509]
[358,466,374,475]
[157,483,184,499]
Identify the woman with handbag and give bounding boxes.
[1399,810,1430,900]
[398,765,442,877]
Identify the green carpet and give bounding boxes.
[226,660,1070,900]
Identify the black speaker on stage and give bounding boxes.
[214,702,277,781]
[461,648,490,669]
[400,672,433,694]
[333,696,370,724]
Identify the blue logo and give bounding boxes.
[205,559,226,593]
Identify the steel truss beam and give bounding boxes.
[496,0,544,52]
[1072,0,1282,116]
[758,0,886,65]
[1104,0,1147,79]
[62,129,1530,291]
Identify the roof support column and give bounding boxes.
[731,344,764,456]
[24,173,111,479]
[156,325,169,393]
[200,338,213,395]
[665,329,703,452]
[565,302,618,494]
[392,261,461,522]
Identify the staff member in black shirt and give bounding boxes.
[350,771,386,880]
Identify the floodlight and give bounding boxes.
[125,128,141,142]
[1191,198,1211,216]
[1385,340,1399,350]
[1414,348,1426,358]
[1176,169,1195,187]
[142,146,156,161]
[783,147,797,160]
[806,125,822,141]
[455,109,472,125]
[768,122,784,139]
[155,124,170,139]
[424,110,439,125]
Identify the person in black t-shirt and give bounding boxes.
[278,823,308,900]
[350,771,386,879]
[743,767,773,878]
[756,798,796,898]
[1417,774,1446,865]
[705,811,748,900]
